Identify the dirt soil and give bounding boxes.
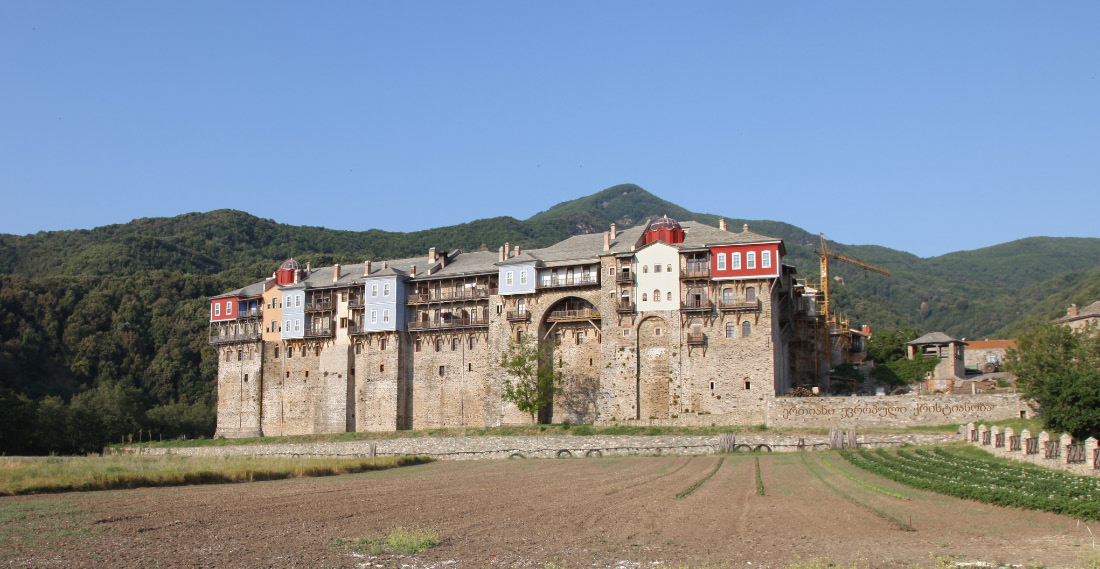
[2,454,1096,568]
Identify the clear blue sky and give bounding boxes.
[2,3,1097,257]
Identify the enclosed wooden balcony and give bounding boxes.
[407,288,496,304]
[545,308,601,322]
[538,274,600,289]
[615,270,634,283]
[687,333,706,346]
[680,299,713,312]
[235,307,263,319]
[680,265,710,279]
[304,300,333,312]
[304,326,334,338]
[408,316,490,330]
[719,299,760,312]
[506,310,531,322]
[616,301,635,314]
[347,298,365,309]
[208,331,262,345]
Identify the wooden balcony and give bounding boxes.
[687,333,706,346]
[616,301,635,314]
[680,299,713,313]
[348,324,368,335]
[538,275,599,289]
[235,307,263,319]
[615,271,634,283]
[304,326,334,338]
[719,299,760,312]
[681,265,710,279]
[408,317,490,330]
[208,331,262,345]
[304,301,333,312]
[347,298,365,309]
[545,308,601,322]
[407,288,496,304]
[506,311,530,322]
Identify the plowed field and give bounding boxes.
[2,453,1094,568]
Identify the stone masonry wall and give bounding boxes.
[766,393,1029,429]
[214,342,264,438]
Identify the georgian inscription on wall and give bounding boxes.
[781,401,997,421]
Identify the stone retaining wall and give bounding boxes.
[114,433,957,461]
[766,393,1030,429]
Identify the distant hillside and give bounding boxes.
[3,183,1100,453]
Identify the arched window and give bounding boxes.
[654,289,660,301]
[517,330,525,342]
[746,286,756,302]
[726,322,736,338]
[742,321,751,337]
[667,292,672,301]
[723,288,734,303]
[642,293,648,301]
[643,265,648,273]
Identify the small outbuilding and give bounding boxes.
[906,332,967,390]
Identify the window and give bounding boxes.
[726,322,736,338]
[288,347,294,358]
[762,250,771,268]
[746,287,756,302]
[609,267,616,276]
[371,284,379,297]
[225,301,232,314]
[274,345,280,358]
[415,340,421,352]
[453,338,459,351]
[469,336,476,349]
[576,331,584,344]
[745,380,751,390]
[517,330,525,341]
[225,350,230,362]
[340,317,348,329]
[642,293,648,301]
[654,264,662,273]
[654,289,660,301]
[383,309,390,323]
[468,363,473,372]
[506,271,514,286]
[379,363,385,372]
[340,291,348,302]
[747,252,756,269]
[742,321,751,337]
[305,370,309,378]
[723,288,734,302]
[270,320,277,332]
[371,310,378,324]
[435,339,442,352]
[667,264,672,273]
[667,292,672,301]
[520,270,527,285]
[380,338,387,351]
[244,373,249,382]
[439,366,445,377]
[643,265,648,273]
[294,320,301,332]
[285,319,291,333]
[623,329,631,337]
[733,253,742,270]
[296,295,302,307]
[355,343,362,355]
[286,370,290,378]
[214,303,221,317]
[285,294,291,308]
[655,327,662,336]
[717,253,726,271]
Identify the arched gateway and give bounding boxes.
[537,296,601,424]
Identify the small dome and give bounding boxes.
[649,215,682,232]
[279,258,301,272]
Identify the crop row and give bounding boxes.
[839,447,1100,521]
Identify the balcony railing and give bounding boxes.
[348,298,365,309]
[615,271,633,283]
[408,317,490,330]
[304,326,334,338]
[236,308,263,319]
[304,301,333,312]
[687,332,706,346]
[719,299,760,312]
[506,311,530,322]
[681,299,713,312]
[681,265,710,279]
[616,301,635,314]
[348,324,368,335]
[538,275,599,289]
[545,308,601,322]
[208,331,262,345]
[407,288,496,304]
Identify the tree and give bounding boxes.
[1004,323,1100,439]
[498,334,562,424]
[865,327,937,386]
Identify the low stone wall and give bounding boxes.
[962,423,1099,477]
[766,393,1029,429]
[113,433,957,461]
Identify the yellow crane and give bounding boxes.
[814,233,892,324]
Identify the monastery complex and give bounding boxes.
[208,217,853,437]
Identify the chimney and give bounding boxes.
[743,224,749,232]
[504,243,511,259]
[293,270,300,284]
[382,261,388,270]
[1068,304,1079,317]
[439,251,447,268]
[719,218,727,231]
[364,261,371,276]
[410,265,416,277]
[499,246,506,262]
[333,264,341,283]
[513,245,520,258]
[603,232,611,251]
[610,223,617,239]
[428,247,437,264]
[862,325,871,335]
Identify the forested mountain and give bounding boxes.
[2,183,1098,453]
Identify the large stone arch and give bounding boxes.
[636,314,674,420]
[535,295,602,424]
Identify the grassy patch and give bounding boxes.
[0,498,95,550]
[0,454,432,495]
[336,526,440,555]
[755,456,765,496]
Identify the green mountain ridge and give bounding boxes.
[2,184,1098,453]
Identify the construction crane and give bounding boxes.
[814,233,892,323]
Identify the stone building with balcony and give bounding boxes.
[210,216,815,437]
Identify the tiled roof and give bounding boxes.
[212,280,268,299]
[1053,300,1100,323]
[906,332,965,345]
[966,340,1017,350]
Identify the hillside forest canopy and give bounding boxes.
[2,184,1100,454]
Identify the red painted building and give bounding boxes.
[710,232,784,281]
